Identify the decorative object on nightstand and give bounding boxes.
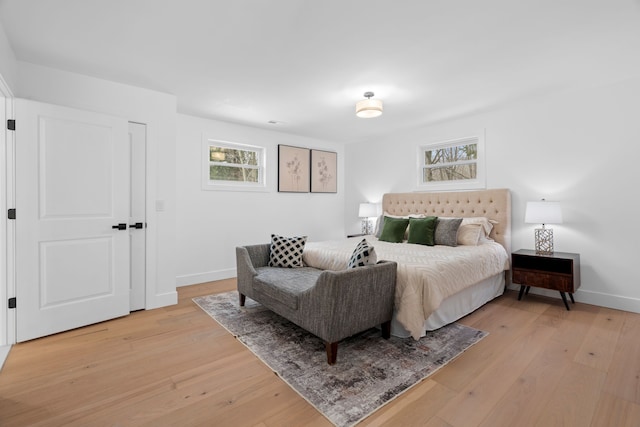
[355,92,383,118]
[511,249,580,310]
[358,203,377,235]
[525,199,563,254]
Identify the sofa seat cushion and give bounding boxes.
[253,267,323,310]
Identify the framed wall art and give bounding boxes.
[278,144,310,192]
[310,149,337,193]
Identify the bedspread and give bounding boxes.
[303,237,508,340]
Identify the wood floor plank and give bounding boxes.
[432,302,539,392]
[573,307,625,372]
[0,281,639,427]
[360,379,450,426]
[437,321,557,427]
[602,311,640,404]
[532,362,606,427]
[79,357,274,426]
[590,392,640,427]
[541,302,598,354]
[423,417,454,427]
[260,397,331,427]
[478,336,575,427]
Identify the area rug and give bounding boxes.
[193,292,487,427]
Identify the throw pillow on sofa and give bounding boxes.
[268,234,307,268]
[347,238,377,268]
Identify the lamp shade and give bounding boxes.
[358,202,378,218]
[525,201,563,224]
[356,98,383,118]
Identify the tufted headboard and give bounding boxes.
[382,188,511,257]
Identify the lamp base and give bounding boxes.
[361,219,373,235]
[534,228,554,254]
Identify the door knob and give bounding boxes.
[111,223,127,230]
[129,222,144,229]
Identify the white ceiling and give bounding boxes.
[1,0,640,144]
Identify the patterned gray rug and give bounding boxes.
[193,291,487,427]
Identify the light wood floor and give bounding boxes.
[1,279,639,426]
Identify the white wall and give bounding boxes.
[16,62,178,309]
[176,114,345,286]
[345,77,640,313]
[0,19,16,91]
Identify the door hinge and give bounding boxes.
[8,208,16,220]
[8,297,16,309]
[7,119,15,131]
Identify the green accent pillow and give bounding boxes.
[379,216,409,243]
[407,216,438,246]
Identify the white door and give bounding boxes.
[15,99,130,342]
[129,122,146,311]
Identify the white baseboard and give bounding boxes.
[176,269,237,287]
[575,289,640,314]
[507,284,640,314]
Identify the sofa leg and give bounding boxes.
[239,293,246,307]
[381,320,391,339]
[325,342,338,365]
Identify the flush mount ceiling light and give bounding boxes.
[355,91,383,118]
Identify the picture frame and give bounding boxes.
[278,144,310,192]
[310,149,337,193]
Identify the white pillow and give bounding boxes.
[373,214,384,237]
[457,224,482,246]
[460,217,494,236]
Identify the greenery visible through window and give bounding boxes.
[209,146,259,182]
[203,139,266,191]
[418,135,484,190]
[423,143,477,182]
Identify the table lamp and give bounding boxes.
[525,200,563,254]
[358,203,377,235]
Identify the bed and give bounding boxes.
[303,188,511,340]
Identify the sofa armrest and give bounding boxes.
[298,261,398,343]
[236,244,270,300]
[242,243,271,268]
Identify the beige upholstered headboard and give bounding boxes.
[382,189,512,257]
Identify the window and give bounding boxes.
[418,134,485,190]
[202,138,266,191]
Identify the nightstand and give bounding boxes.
[511,249,581,310]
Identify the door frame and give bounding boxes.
[1,73,15,347]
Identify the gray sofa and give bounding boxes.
[236,243,397,364]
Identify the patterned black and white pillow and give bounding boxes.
[268,234,307,268]
[347,238,377,269]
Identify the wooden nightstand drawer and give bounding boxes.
[512,270,573,292]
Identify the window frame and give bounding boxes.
[417,134,486,191]
[201,137,267,192]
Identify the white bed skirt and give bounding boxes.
[390,272,505,339]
